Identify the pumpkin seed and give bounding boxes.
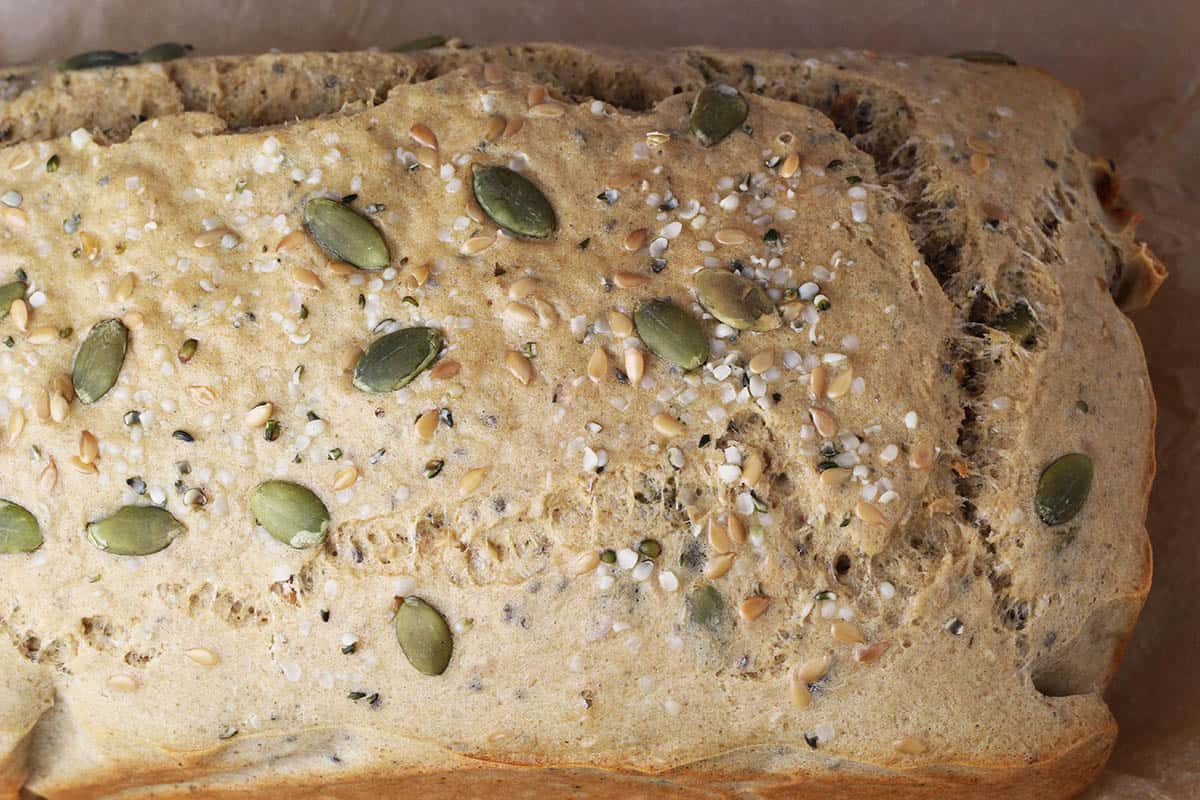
[687,582,723,628]
[0,281,27,320]
[949,50,1018,65]
[1035,453,1093,526]
[249,480,330,549]
[0,499,41,554]
[352,326,442,393]
[303,198,389,270]
[395,596,453,675]
[392,35,448,52]
[992,302,1036,345]
[72,319,128,404]
[634,299,709,371]
[138,42,191,63]
[86,506,183,556]
[471,165,556,239]
[694,269,780,331]
[60,50,138,71]
[689,84,749,147]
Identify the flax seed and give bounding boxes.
[416,147,439,170]
[6,409,25,445]
[820,467,851,488]
[779,152,801,178]
[459,466,487,495]
[748,350,773,374]
[461,235,495,256]
[831,620,865,644]
[80,231,100,260]
[189,385,217,405]
[49,392,70,423]
[1,206,28,228]
[527,85,547,107]
[741,451,764,486]
[429,360,461,380]
[652,412,685,438]
[505,350,535,385]
[893,736,929,755]
[909,440,935,470]
[739,595,770,621]
[193,228,235,249]
[531,297,558,327]
[122,311,145,331]
[292,267,324,290]
[482,62,505,83]
[965,136,995,155]
[703,551,735,579]
[78,430,99,464]
[707,516,733,554]
[106,674,138,692]
[727,514,747,546]
[244,402,273,428]
[414,409,439,441]
[276,230,307,252]
[789,668,812,708]
[503,116,525,139]
[69,455,98,475]
[624,348,645,385]
[855,500,886,525]
[33,388,50,421]
[969,153,990,175]
[826,366,854,399]
[409,123,438,150]
[113,273,136,303]
[608,310,633,338]
[853,640,891,663]
[10,299,28,331]
[613,271,649,289]
[485,115,507,142]
[184,647,220,667]
[503,301,538,326]
[810,407,838,438]
[333,466,359,491]
[714,228,749,246]
[587,348,608,383]
[27,326,59,344]
[809,365,828,399]
[623,228,648,252]
[51,374,74,404]
[795,654,833,683]
[528,103,564,118]
[507,277,539,300]
[327,260,356,276]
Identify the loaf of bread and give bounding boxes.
[0,42,1165,799]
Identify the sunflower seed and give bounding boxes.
[471,165,556,239]
[303,198,389,270]
[72,319,128,404]
[352,326,441,393]
[694,269,780,331]
[60,50,138,71]
[634,299,708,371]
[1035,453,1093,526]
[86,505,184,556]
[250,480,330,549]
[395,596,453,676]
[689,84,749,147]
[0,499,41,554]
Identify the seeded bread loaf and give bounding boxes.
[0,43,1165,800]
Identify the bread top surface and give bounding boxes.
[0,45,1157,796]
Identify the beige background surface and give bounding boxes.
[2,2,1197,797]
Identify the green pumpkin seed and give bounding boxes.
[394,596,453,676]
[392,35,448,52]
[249,480,330,549]
[0,281,27,320]
[689,84,749,147]
[352,326,442,393]
[694,269,781,331]
[86,505,183,556]
[1036,453,1093,526]
[634,299,709,371]
[471,165,557,239]
[73,319,128,404]
[0,499,42,554]
[303,198,390,270]
[687,583,723,627]
[60,50,138,71]
[138,42,191,63]
[949,50,1018,66]
[992,301,1036,345]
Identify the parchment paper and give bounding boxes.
[2,2,1196,797]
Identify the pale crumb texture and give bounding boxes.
[0,43,1161,800]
